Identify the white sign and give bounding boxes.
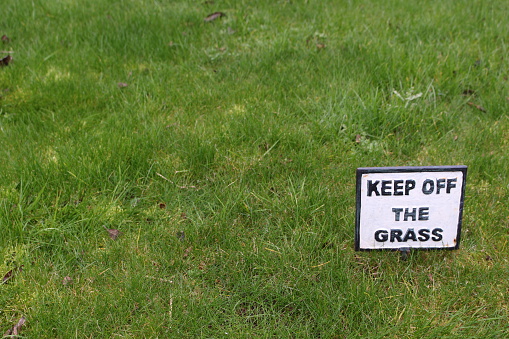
[355,166,467,250]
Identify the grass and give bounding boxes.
[1,0,508,337]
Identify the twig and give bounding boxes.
[310,261,331,268]
[156,172,174,183]
[467,102,486,112]
[264,247,281,254]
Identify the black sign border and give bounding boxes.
[355,165,467,251]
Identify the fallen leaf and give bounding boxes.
[2,266,23,284]
[4,316,26,336]
[467,101,486,112]
[1,35,9,43]
[117,82,128,88]
[103,226,122,240]
[159,202,166,209]
[62,276,73,286]
[0,55,12,67]
[2,269,13,283]
[204,12,226,22]
[355,134,362,143]
[316,43,326,49]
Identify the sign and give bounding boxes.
[355,166,467,251]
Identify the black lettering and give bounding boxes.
[405,180,416,195]
[393,180,404,195]
[374,230,389,242]
[431,228,443,241]
[422,179,434,195]
[381,180,392,196]
[403,228,417,242]
[446,178,457,193]
[436,178,446,194]
[418,207,429,221]
[390,229,403,242]
[392,208,403,221]
[417,229,430,241]
[367,180,380,196]
[403,208,417,221]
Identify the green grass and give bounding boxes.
[1,0,508,337]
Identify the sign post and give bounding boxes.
[355,166,467,252]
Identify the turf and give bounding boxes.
[1,0,508,337]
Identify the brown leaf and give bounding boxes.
[0,55,12,67]
[62,276,73,286]
[2,269,13,283]
[4,316,26,336]
[159,202,166,209]
[204,12,226,22]
[355,134,362,143]
[117,82,128,88]
[316,43,326,49]
[1,35,9,43]
[103,226,122,240]
[2,266,23,284]
[467,101,486,112]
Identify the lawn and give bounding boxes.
[1,0,508,337]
